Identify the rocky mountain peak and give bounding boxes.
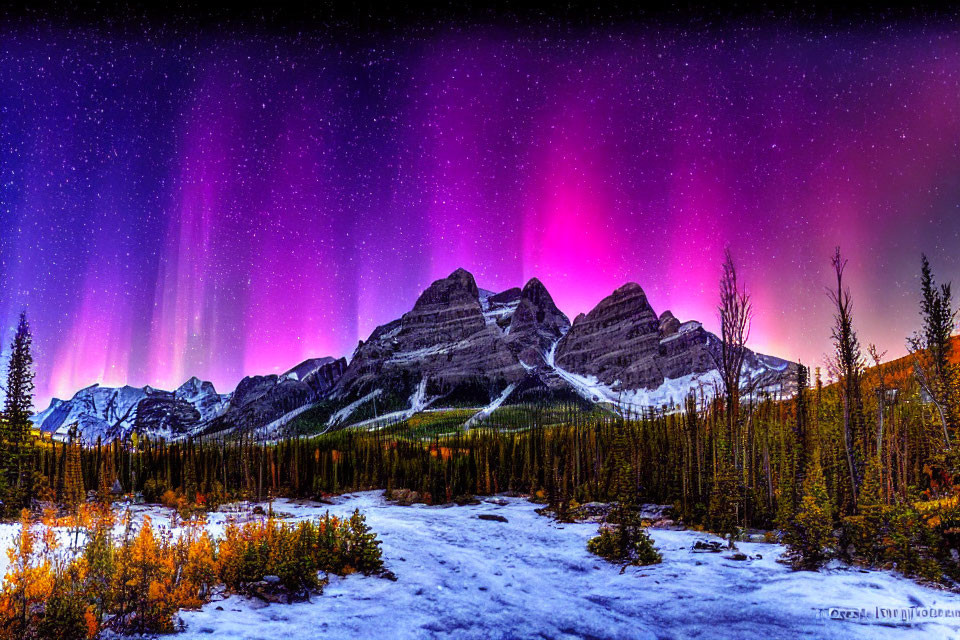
[555,280,664,389]
[659,310,681,337]
[488,287,521,305]
[412,268,480,311]
[615,281,644,294]
[607,282,653,309]
[401,269,486,348]
[284,357,336,381]
[506,277,570,364]
[175,376,203,396]
[519,277,549,303]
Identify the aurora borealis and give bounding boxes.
[2,10,960,406]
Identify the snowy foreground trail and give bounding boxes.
[158,492,960,640]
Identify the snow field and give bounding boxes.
[2,492,959,639]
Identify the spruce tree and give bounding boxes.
[708,450,740,547]
[843,455,885,565]
[98,448,117,503]
[183,440,198,503]
[777,364,809,536]
[588,419,661,566]
[3,311,36,510]
[786,456,834,570]
[63,435,85,509]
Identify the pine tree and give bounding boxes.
[708,450,740,547]
[3,311,36,511]
[62,436,85,509]
[843,455,885,565]
[777,364,809,536]
[183,440,197,504]
[97,448,117,503]
[346,509,384,574]
[588,420,661,565]
[786,456,834,570]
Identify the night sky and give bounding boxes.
[2,8,960,405]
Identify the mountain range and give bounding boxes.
[31,268,794,442]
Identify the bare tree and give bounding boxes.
[868,344,887,457]
[828,246,864,506]
[713,248,753,445]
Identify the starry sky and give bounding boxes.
[2,9,960,406]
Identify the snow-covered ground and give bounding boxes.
[2,492,959,639]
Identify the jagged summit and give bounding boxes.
[506,277,570,365]
[411,268,479,309]
[488,287,521,305]
[31,376,229,443]
[555,278,662,389]
[614,281,646,295]
[658,310,680,335]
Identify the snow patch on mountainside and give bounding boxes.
[465,383,518,428]
[348,378,442,431]
[478,288,495,311]
[482,301,519,325]
[409,377,429,413]
[327,390,382,428]
[617,370,722,410]
[255,403,316,437]
[546,340,784,414]
[329,380,436,432]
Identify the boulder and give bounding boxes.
[387,488,425,506]
[477,514,508,523]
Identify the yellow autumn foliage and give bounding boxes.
[0,503,382,639]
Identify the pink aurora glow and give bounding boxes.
[3,28,960,405]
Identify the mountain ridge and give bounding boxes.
[32,268,794,441]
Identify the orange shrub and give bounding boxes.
[0,506,382,638]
